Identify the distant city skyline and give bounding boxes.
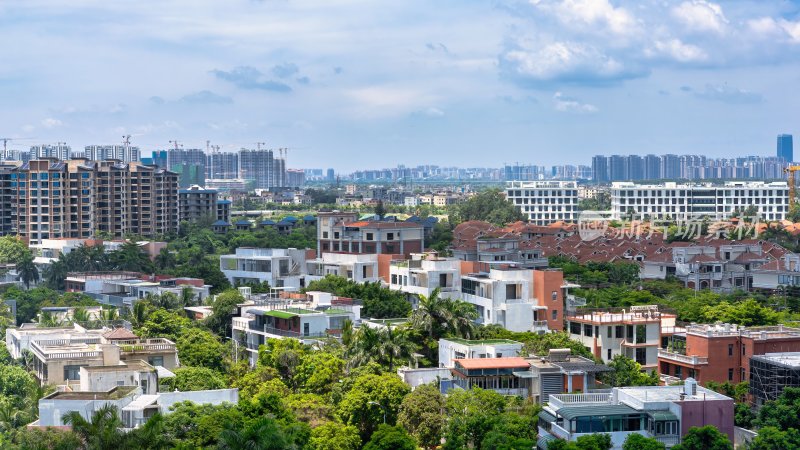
[1,1,799,171]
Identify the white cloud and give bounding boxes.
[532,0,638,36]
[780,19,800,43]
[421,107,445,117]
[501,41,642,85]
[650,39,707,62]
[671,1,728,34]
[553,92,598,113]
[41,118,63,128]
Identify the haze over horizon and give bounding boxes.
[1,0,799,171]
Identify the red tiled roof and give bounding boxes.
[103,328,139,340]
[454,357,530,370]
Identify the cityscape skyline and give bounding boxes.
[1,1,799,170]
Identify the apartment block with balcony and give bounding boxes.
[232,291,360,366]
[567,305,675,369]
[11,159,179,243]
[537,380,734,450]
[389,252,461,299]
[220,247,308,289]
[459,266,566,333]
[64,271,211,308]
[658,323,800,385]
[505,181,579,225]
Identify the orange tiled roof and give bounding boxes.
[454,357,530,370]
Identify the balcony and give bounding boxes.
[532,320,550,332]
[548,392,613,410]
[117,338,176,353]
[657,349,708,365]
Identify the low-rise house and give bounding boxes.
[306,252,383,284]
[450,357,532,397]
[79,359,161,395]
[459,266,566,333]
[35,386,238,429]
[219,247,308,289]
[659,323,800,385]
[567,305,676,369]
[438,337,523,368]
[232,291,361,366]
[64,272,211,308]
[389,252,462,299]
[7,324,178,387]
[537,379,734,449]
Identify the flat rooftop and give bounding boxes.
[618,384,730,403]
[445,338,521,346]
[81,360,155,373]
[752,352,800,368]
[44,385,138,401]
[686,324,800,340]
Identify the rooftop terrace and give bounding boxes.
[445,338,521,346]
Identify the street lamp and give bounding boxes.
[368,401,387,424]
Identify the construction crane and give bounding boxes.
[785,165,800,211]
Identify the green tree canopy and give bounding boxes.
[307,422,362,450]
[622,433,666,450]
[397,383,445,450]
[754,387,800,431]
[599,355,660,387]
[450,189,525,226]
[175,328,228,372]
[672,426,732,450]
[362,424,416,450]
[162,367,227,392]
[336,373,410,441]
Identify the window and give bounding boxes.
[607,326,612,338]
[584,324,593,337]
[551,310,557,320]
[607,349,612,360]
[387,233,394,240]
[728,344,733,356]
[570,322,581,335]
[728,368,734,381]
[635,325,646,343]
[616,326,624,338]
[366,232,373,240]
[63,365,84,381]
[742,345,746,355]
[322,231,328,238]
[148,356,164,367]
[552,291,558,301]
[635,348,647,365]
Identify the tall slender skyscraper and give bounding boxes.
[778,134,793,162]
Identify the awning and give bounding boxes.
[539,410,557,423]
[649,411,678,421]
[513,371,537,378]
[537,434,557,450]
[155,365,175,378]
[557,404,640,420]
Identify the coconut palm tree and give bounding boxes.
[442,299,478,339]
[16,254,39,289]
[180,286,196,307]
[62,404,126,449]
[345,325,381,369]
[129,301,149,328]
[38,310,63,328]
[411,288,448,340]
[72,307,91,325]
[376,326,416,371]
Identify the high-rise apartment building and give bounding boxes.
[30,144,71,161]
[778,134,794,163]
[179,185,222,224]
[11,159,178,243]
[286,169,306,187]
[206,152,239,179]
[84,145,140,163]
[238,149,286,189]
[591,155,608,182]
[644,154,661,180]
[608,155,629,181]
[661,154,681,179]
[628,155,645,180]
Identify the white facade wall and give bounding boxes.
[610,181,789,221]
[505,181,579,225]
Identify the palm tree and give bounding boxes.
[180,286,195,307]
[411,288,448,340]
[443,299,478,339]
[16,254,39,288]
[123,413,169,450]
[38,310,63,328]
[129,301,149,328]
[345,325,381,369]
[99,308,118,323]
[71,307,91,326]
[376,326,416,371]
[217,416,290,450]
[154,248,176,272]
[62,404,126,449]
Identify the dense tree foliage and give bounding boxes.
[622,433,666,450]
[362,424,416,450]
[304,275,411,319]
[449,188,525,226]
[672,426,732,450]
[599,355,660,388]
[397,383,445,449]
[548,433,612,450]
[2,287,99,325]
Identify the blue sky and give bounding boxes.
[1,0,799,171]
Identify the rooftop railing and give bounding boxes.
[548,392,613,410]
[657,349,708,365]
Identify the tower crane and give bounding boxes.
[785,165,800,212]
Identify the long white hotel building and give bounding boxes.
[505,181,579,225]
[610,181,789,222]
